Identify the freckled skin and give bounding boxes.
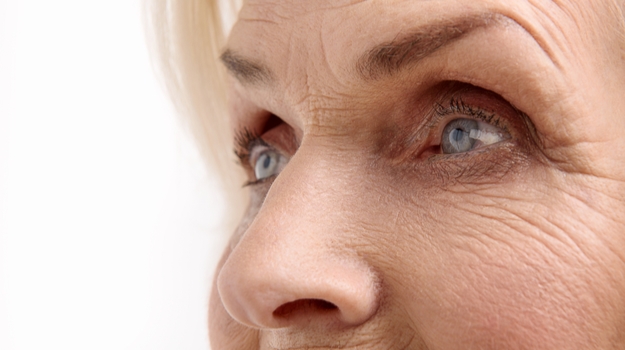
[210,0,625,349]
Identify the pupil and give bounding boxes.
[263,155,271,168]
[451,128,465,142]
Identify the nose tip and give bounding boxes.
[217,249,379,329]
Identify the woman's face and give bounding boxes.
[210,0,625,348]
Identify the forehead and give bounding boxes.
[232,0,609,51]
[229,0,611,83]
[230,0,617,63]
[226,0,620,131]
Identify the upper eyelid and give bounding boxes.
[436,98,497,122]
[247,139,274,164]
[428,98,506,131]
[248,137,270,152]
[233,127,269,163]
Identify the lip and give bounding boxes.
[258,324,419,350]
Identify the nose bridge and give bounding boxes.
[217,142,379,329]
[249,139,366,249]
[272,140,359,221]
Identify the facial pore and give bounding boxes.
[211,1,625,349]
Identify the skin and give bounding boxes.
[210,0,625,349]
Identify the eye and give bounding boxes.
[253,150,281,181]
[441,118,508,154]
[234,122,293,186]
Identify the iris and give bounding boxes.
[442,119,478,153]
[254,150,280,180]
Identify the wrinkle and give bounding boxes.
[239,0,292,24]
[263,323,417,350]
[448,196,584,268]
[535,209,593,263]
[499,202,589,264]
[319,19,346,89]
[557,164,625,184]
[492,5,563,70]
[451,207,530,255]
[556,185,625,264]
[220,1,625,348]
[559,186,616,223]
[547,0,624,64]
[482,183,625,276]
[238,17,280,25]
[525,0,576,68]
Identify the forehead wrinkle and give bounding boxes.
[294,87,369,136]
[242,0,367,23]
[522,0,581,67]
[280,28,359,130]
[356,9,566,80]
[228,1,579,137]
[496,1,587,72]
[531,0,625,66]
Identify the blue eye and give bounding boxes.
[441,118,507,154]
[254,150,280,181]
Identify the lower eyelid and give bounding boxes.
[243,175,277,188]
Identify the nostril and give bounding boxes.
[273,299,338,319]
[218,236,379,329]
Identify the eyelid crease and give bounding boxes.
[432,97,506,132]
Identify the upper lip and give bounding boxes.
[259,328,417,350]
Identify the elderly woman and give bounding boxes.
[148,0,625,348]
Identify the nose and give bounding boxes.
[216,152,380,329]
[218,240,379,329]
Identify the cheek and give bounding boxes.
[379,179,618,349]
[209,141,625,348]
[400,242,578,348]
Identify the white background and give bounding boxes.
[0,1,228,349]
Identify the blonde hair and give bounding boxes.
[143,0,246,227]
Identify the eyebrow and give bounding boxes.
[220,13,503,85]
[357,13,501,79]
[220,49,273,85]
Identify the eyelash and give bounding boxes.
[233,128,277,187]
[234,127,261,161]
[432,97,506,132]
